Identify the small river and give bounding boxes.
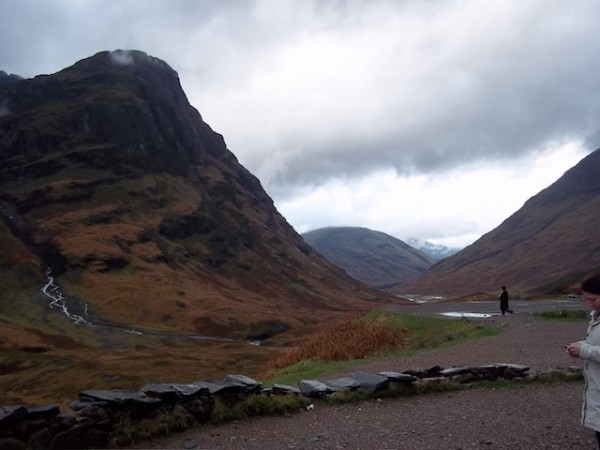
[39,268,260,346]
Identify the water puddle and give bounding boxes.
[404,295,446,304]
[440,312,492,319]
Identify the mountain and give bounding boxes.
[302,227,435,289]
[406,238,459,261]
[0,50,393,346]
[399,149,600,296]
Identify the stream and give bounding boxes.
[41,268,91,326]
[39,268,260,346]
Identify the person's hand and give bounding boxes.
[566,342,583,358]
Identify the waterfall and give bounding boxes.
[40,268,91,326]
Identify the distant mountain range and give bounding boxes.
[400,148,600,296]
[405,238,459,261]
[302,227,435,289]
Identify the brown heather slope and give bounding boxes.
[0,50,407,406]
[399,148,600,297]
[0,50,400,346]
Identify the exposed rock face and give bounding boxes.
[0,50,392,341]
[400,149,600,296]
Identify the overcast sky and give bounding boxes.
[2,0,599,248]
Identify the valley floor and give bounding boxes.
[129,300,595,449]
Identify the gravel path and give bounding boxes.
[129,301,598,449]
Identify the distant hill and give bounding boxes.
[406,238,460,261]
[302,227,435,289]
[400,148,600,296]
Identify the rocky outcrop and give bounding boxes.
[0,363,580,449]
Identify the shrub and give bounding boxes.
[210,393,310,425]
[268,317,410,370]
[109,404,194,447]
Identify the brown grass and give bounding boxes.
[0,338,278,409]
[267,317,410,369]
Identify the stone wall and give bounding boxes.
[0,364,581,449]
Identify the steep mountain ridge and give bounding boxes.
[0,50,393,345]
[400,149,600,296]
[302,227,435,289]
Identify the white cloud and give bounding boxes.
[277,140,587,248]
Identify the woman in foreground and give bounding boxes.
[567,272,600,448]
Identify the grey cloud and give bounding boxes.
[2,0,599,200]
[227,0,600,195]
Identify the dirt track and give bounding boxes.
[130,299,598,449]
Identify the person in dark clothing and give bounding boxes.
[499,285,513,315]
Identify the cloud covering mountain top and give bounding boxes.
[1,0,597,246]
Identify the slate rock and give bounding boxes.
[326,377,360,392]
[55,413,78,429]
[79,389,162,405]
[350,372,389,393]
[404,365,443,378]
[0,406,27,427]
[272,384,301,395]
[225,374,262,393]
[25,404,60,421]
[378,371,418,384]
[27,427,51,450]
[141,383,210,401]
[192,381,233,396]
[49,424,83,450]
[68,400,108,411]
[298,380,332,398]
[494,363,529,373]
[440,366,470,377]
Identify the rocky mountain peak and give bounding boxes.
[0,49,235,176]
[58,50,189,109]
[0,51,393,343]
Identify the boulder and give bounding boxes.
[271,384,301,396]
[0,406,27,427]
[326,377,360,392]
[298,380,332,398]
[378,371,418,384]
[79,389,162,406]
[141,383,210,401]
[351,372,389,393]
[225,374,262,393]
[440,366,470,377]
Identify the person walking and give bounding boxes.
[499,285,513,315]
[566,272,600,449]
